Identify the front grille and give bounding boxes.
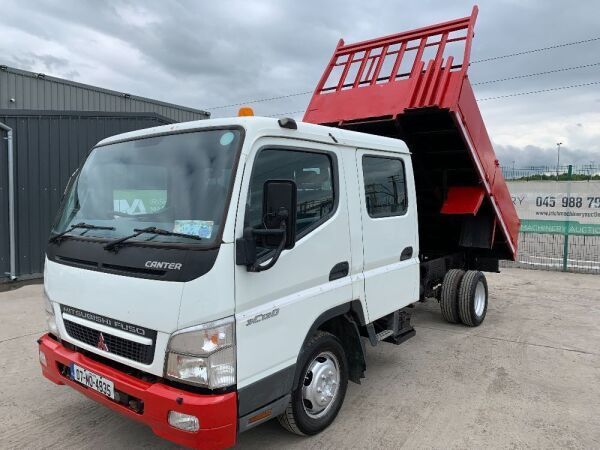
[63,320,155,365]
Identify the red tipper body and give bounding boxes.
[304,6,519,260]
[38,334,237,449]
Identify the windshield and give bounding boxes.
[52,128,242,246]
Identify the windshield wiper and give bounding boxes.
[103,226,202,252]
[49,222,116,244]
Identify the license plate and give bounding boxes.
[70,363,115,399]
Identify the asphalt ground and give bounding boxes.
[0,268,598,449]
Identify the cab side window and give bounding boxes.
[246,148,335,254]
[362,156,407,217]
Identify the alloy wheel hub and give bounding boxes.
[301,351,340,418]
[474,280,486,317]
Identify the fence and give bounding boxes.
[500,165,600,275]
[501,164,600,181]
[502,233,600,274]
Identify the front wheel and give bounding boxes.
[278,331,348,436]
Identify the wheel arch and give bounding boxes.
[293,300,367,389]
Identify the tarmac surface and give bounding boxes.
[0,268,598,449]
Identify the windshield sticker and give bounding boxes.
[219,131,235,146]
[174,220,214,238]
[113,190,167,215]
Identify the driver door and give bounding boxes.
[233,137,354,401]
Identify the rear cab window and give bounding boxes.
[362,155,408,218]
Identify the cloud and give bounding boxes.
[0,0,599,166]
[6,52,69,71]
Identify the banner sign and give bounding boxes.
[508,181,600,235]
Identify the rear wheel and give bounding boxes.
[278,331,348,436]
[440,269,465,323]
[458,270,488,327]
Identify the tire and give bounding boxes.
[440,269,465,323]
[458,270,488,327]
[278,331,348,436]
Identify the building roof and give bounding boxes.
[0,65,209,123]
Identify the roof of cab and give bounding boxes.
[96,116,410,154]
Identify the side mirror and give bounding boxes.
[261,179,297,250]
[235,179,297,271]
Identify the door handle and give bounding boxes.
[329,261,349,281]
[400,246,413,261]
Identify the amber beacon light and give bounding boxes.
[238,107,254,116]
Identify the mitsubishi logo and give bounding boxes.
[97,333,109,352]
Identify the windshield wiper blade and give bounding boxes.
[134,227,203,242]
[103,226,202,252]
[49,222,116,244]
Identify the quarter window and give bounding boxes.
[246,149,335,253]
[362,156,407,217]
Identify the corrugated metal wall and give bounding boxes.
[0,112,173,280]
[0,67,209,123]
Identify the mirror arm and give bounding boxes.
[249,221,287,272]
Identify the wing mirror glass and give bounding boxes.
[236,179,297,271]
[261,180,297,250]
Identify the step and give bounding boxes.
[375,329,394,341]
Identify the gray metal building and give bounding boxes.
[0,66,210,281]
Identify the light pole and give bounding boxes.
[556,142,562,180]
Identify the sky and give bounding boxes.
[1,0,599,167]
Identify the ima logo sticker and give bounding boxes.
[114,199,147,215]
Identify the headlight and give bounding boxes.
[165,317,235,389]
[43,287,60,338]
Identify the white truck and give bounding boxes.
[38,9,519,449]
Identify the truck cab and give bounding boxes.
[39,116,422,448]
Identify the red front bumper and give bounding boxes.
[38,334,237,449]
